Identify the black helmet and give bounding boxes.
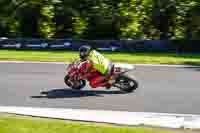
[79,45,91,60]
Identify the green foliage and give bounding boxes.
[0,0,199,39]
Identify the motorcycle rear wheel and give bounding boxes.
[114,73,138,93]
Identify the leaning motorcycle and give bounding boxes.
[64,60,138,93]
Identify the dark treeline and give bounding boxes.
[0,0,199,40]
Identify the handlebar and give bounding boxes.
[67,59,89,69]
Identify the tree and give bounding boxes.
[151,0,176,40]
[175,0,200,39]
[0,0,199,39]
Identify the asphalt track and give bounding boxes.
[0,62,200,115]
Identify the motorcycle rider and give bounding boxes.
[79,45,113,88]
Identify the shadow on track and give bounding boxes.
[31,88,127,99]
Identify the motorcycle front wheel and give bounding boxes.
[64,75,86,90]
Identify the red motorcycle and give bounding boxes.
[64,60,138,93]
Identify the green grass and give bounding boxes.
[0,49,200,65]
[0,115,186,133]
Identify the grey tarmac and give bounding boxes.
[0,62,200,114]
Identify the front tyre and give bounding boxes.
[64,75,86,90]
[115,74,138,93]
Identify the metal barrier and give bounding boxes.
[0,38,199,53]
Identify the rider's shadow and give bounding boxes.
[31,88,126,99]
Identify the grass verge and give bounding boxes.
[0,49,200,65]
[0,114,189,133]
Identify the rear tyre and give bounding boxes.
[115,74,138,93]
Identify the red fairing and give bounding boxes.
[78,62,109,88]
[66,61,111,89]
[67,64,79,80]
